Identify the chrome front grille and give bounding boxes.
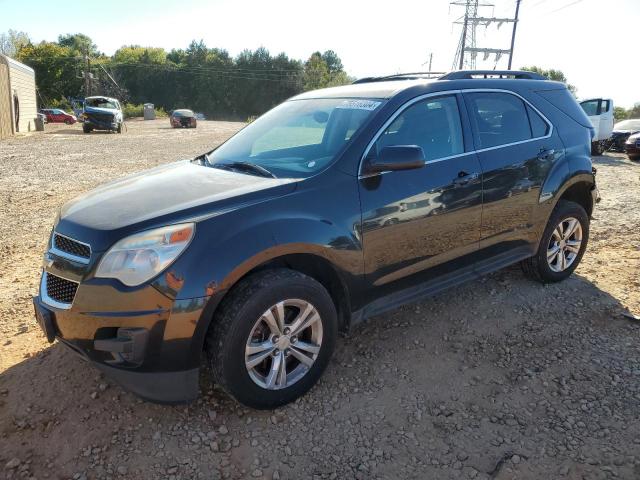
[44,272,78,306]
[53,233,91,259]
[51,233,91,264]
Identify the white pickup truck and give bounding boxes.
[579,98,614,155]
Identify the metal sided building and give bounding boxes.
[0,54,37,139]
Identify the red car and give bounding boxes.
[41,108,77,125]
[170,109,197,128]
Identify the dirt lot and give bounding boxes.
[1,119,639,480]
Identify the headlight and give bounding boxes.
[96,223,194,286]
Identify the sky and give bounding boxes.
[1,0,638,108]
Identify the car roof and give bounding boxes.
[291,71,566,101]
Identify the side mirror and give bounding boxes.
[365,145,426,174]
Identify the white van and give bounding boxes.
[579,98,614,155]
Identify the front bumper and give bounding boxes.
[35,250,210,403]
[624,143,640,156]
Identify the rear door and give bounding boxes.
[463,90,563,256]
[358,93,483,304]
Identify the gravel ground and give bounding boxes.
[0,119,639,480]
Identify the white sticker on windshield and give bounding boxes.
[336,99,381,111]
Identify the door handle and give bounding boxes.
[537,148,555,161]
[453,171,479,186]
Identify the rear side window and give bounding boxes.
[465,92,533,149]
[526,104,549,138]
[375,95,464,161]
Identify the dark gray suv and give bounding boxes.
[34,70,599,409]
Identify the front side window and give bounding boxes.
[580,99,599,116]
[207,98,382,178]
[466,92,535,148]
[374,95,464,161]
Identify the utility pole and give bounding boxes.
[507,0,521,69]
[451,0,520,70]
[83,50,91,97]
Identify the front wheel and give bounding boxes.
[116,122,122,134]
[82,124,91,134]
[206,269,337,409]
[521,200,589,283]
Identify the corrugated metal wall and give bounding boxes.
[0,64,11,139]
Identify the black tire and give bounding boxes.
[116,122,122,134]
[591,141,604,156]
[64,119,72,125]
[521,200,589,283]
[629,154,640,162]
[82,124,91,134]
[205,269,337,409]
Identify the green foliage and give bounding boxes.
[7,30,351,119]
[614,103,640,122]
[303,51,351,91]
[57,33,99,56]
[16,42,84,106]
[521,66,577,95]
[614,106,629,121]
[0,29,30,57]
[122,103,167,119]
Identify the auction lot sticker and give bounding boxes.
[336,100,381,111]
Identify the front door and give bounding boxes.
[358,94,483,305]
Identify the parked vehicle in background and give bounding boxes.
[37,112,47,124]
[624,132,640,160]
[41,108,77,124]
[609,119,640,152]
[33,70,599,409]
[195,112,206,120]
[81,96,123,134]
[170,109,197,128]
[579,98,613,155]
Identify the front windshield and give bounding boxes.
[615,119,640,131]
[207,98,383,178]
[173,109,194,117]
[85,98,118,110]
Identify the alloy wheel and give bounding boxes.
[245,299,323,390]
[547,217,583,272]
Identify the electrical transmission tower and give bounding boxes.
[451,0,521,70]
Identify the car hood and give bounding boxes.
[612,129,638,135]
[56,161,298,251]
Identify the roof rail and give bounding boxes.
[352,72,447,84]
[439,70,546,80]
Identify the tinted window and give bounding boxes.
[600,100,610,114]
[466,92,532,148]
[580,100,599,116]
[526,104,549,138]
[209,98,382,178]
[375,95,464,161]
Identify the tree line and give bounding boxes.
[1,31,352,119]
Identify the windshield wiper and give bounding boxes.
[209,161,276,179]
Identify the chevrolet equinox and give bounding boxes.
[34,70,599,409]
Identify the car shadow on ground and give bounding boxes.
[1,268,638,479]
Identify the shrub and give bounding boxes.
[122,103,168,119]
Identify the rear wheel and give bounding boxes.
[206,269,337,409]
[116,122,122,134]
[521,200,589,283]
[591,141,604,156]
